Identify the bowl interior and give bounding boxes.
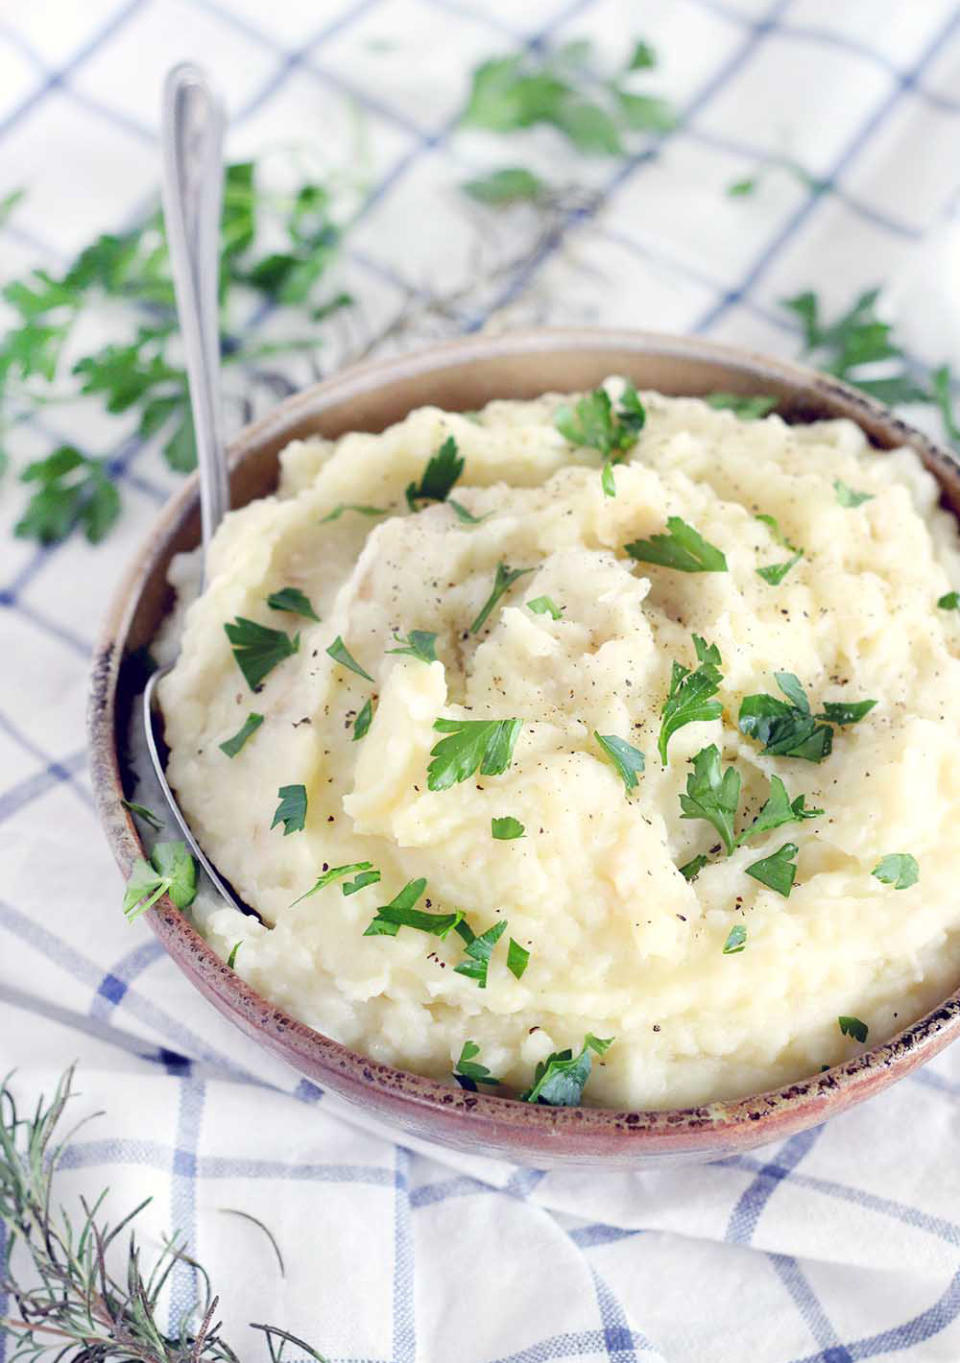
[91,329,960,1166]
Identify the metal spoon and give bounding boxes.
[142,64,245,912]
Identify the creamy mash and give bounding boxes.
[157,383,960,1109]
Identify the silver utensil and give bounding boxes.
[142,63,244,912]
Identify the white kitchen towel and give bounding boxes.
[1,1,960,1360]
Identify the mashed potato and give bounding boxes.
[157,382,960,1109]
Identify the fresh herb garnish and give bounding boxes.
[326,635,374,682]
[705,393,777,419]
[871,853,919,890]
[267,587,319,621]
[838,1015,868,1043]
[120,799,163,831]
[522,1034,613,1106]
[938,591,960,610]
[219,712,264,757]
[528,595,563,619]
[271,784,307,836]
[293,861,379,904]
[507,938,530,979]
[387,629,438,663]
[754,513,804,585]
[554,383,646,495]
[226,941,241,970]
[455,920,508,988]
[320,502,388,523]
[722,924,747,955]
[678,852,709,881]
[745,842,798,898]
[462,166,547,205]
[492,816,525,840]
[593,732,646,793]
[15,446,120,545]
[470,562,534,633]
[225,617,299,691]
[353,697,374,740]
[122,841,197,920]
[406,435,464,510]
[658,635,723,765]
[428,718,522,791]
[453,1040,501,1090]
[738,672,833,762]
[343,869,381,895]
[364,878,465,938]
[679,745,741,855]
[625,516,727,573]
[736,776,822,846]
[817,699,877,726]
[448,499,491,525]
[834,479,874,508]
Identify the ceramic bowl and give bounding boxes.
[88,328,960,1167]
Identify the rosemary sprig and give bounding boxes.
[0,1067,325,1361]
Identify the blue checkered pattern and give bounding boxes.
[2,1,960,1358]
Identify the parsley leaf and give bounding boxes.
[219,712,264,757]
[871,853,919,890]
[705,392,777,419]
[326,635,374,682]
[470,562,534,633]
[448,499,491,525]
[225,617,300,691]
[522,1034,613,1106]
[554,383,645,496]
[293,861,379,904]
[454,1040,501,1090]
[678,852,709,881]
[120,799,163,832]
[271,785,307,836]
[122,841,197,921]
[267,587,319,621]
[745,842,798,897]
[428,717,522,791]
[736,776,822,846]
[593,732,646,793]
[344,869,381,895]
[492,816,525,840]
[817,699,877,726]
[507,938,530,979]
[658,636,723,765]
[353,697,374,740]
[723,924,747,955]
[679,745,741,855]
[364,878,465,938]
[406,436,464,510]
[462,166,547,205]
[738,673,833,762]
[838,1015,868,1043]
[938,591,960,610]
[757,552,803,586]
[528,595,563,619]
[455,920,508,988]
[834,479,874,508]
[226,941,241,969]
[625,516,727,573]
[320,503,388,523]
[16,446,121,546]
[387,630,438,663]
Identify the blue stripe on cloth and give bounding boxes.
[488,1328,657,1363]
[590,1266,641,1362]
[568,1225,643,1250]
[789,1268,960,1363]
[293,1076,324,1102]
[90,939,167,1018]
[0,746,90,823]
[692,5,960,333]
[393,1146,417,1363]
[168,1075,206,1333]
[769,1254,853,1363]
[725,1125,824,1244]
[59,1138,398,1187]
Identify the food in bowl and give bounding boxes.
[152,380,960,1110]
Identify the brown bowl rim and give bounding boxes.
[88,326,960,1158]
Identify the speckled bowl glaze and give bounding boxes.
[88,328,960,1167]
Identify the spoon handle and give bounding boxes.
[160,63,228,562]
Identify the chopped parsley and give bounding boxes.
[226,941,241,969]
[678,852,708,881]
[658,635,723,765]
[428,718,522,791]
[219,712,264,758]
[736,776,822,846]
[343,869,382,895]
[834,479,874,508]
[266,587,319,621]
[528,595,563,619]
[705,393,777,419]
[224,617,300,691]
[470,562,534,633]
[271,784,308,836]
[679,745,740,855]
[462,166,547,205]
[293,861,380,904]
[938,591,960,610]
[739,672,875,761]
[754,516,804,586]
[871,853,919,890]
[455,920,508,988]
[120,799,163,832]
[522,1034,612,1106]
[319,503,387,523]
[387,629,438,663]
[722,924,747,955]
[745,842,798,897]
[15,445,120,545]
[363,878,464,938]
[352,697,374,740]
[818,699,877,726]
[507,938,530,979]
[326,635,374,682]
[406,435,464,510]
[625,516,727,573]
[122,841,197,921]
[554,383,645,496]
[491,816,525,840]
[593,732,646,793]
[448,499,491,525]
[838,1015,868,1043]
[453,1040,501,1091]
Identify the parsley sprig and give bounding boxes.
[14,445,120,545]
[658,635,723,765]
[522,1034,613,1106]
[739,672,875,762]
[626,517,727,573]
[454,1041,501,1091]
[554,383,646,495]
[225,617,300,691]
[428,717,522,791]
[122,842,197,921]
[406,436,464,510]
[470,562,534,633]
